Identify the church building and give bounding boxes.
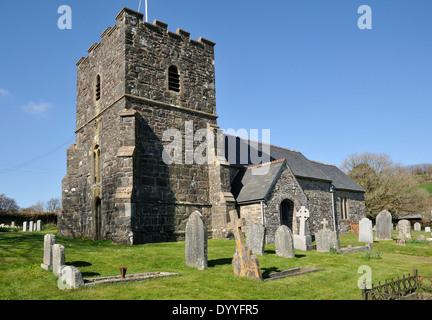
[59,8,365,245]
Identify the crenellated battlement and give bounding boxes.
[77,7,215,67]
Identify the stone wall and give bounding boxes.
[296,177,334,235]
[334,190,366,233]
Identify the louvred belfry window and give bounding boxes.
[168,65,180,93]
[95,75,101,101]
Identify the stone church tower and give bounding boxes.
[59,8,234,244]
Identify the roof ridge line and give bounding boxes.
[223,133,302,154]
[246,158,286,170]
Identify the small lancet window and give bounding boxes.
[95,75,101,101]
[93,145,101,184]
[168,65,180,93]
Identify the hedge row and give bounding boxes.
[0,212,57,226]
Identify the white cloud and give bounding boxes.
[22,101,52,115]
[0,88,11,97]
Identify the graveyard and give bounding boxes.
[1,220,432,300]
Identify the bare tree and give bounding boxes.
[46,197,61,212]
[0,193,20,213]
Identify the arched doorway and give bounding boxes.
[94,198,102,240]
[280,199,294,231]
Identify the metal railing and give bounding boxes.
[361,269,432,300]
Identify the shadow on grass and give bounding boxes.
[67,260,92,267]
[208,258,232,267]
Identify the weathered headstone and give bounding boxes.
[41,233,56,270]
[29,221,34,232]
[414,222,421,232]
[275,225,295,258]
[59,266,84,290]
[36,220,42,231]
[359,217,373,243]
[23,221,28,232]
[397,219,411,240]
[52,244,65,276]
[246,224,266,256]
[425,227,431,233]
[11,221,15,228]
[228,210,262,281]
[293,206,315,251]
[185,211,207,270]
[375,210,392,240]
[316,219,340,252]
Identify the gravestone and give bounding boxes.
[275,225,295,258]
[185,211,207,270]
[29,221,34,232]
[316,219,340,253]
[359,217,373,243]
[59,266,84,289]
[11,221,15,227]
[293,206,315,251]
[52,244,65,276]
[41,233,56,270]
[425,227,431,233]
[414,222,421,232]
[23,222,28,232]
[397,219,411,240]
[36,220,42,231]
[246,224,266,256]
[375,210,392,240]
[228,210,262,281]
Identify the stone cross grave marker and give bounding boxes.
[297,206,309,236]
[228,210,262,281]
[321,218,329,230]
[294,206,315,251]
[185,211,207,270]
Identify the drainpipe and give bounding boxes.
[260,200,265,226]
[330,184,337,232]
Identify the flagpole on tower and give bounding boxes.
[138,0,148,22]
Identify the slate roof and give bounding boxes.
[231,159,286,204]
[225,135,365,202]
[310,161,365,193]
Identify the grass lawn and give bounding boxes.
[1,228,432,300]
[418,182,432,194]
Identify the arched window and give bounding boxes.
[168,65,180,92]
[95,75,101,101]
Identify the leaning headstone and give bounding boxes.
[185,211,207,270]
[59,266,84,290]
[375,210,392,240]
[413,222,421,232]
[41,233,56,270]
[293,206,315,251]
[425,227,431,233]
[52,244,65,276]
[359,217,373,243]
[397,219,411,240]
[246,224,266,256]
[275,225,295,258]
[36,220,42,231]
[23,221,28,232]
[29,221,34,232]
[228,210,262,281]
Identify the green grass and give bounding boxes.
[1,228,432,300]
[418,182,432,194]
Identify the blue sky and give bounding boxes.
[0,0,431,209]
